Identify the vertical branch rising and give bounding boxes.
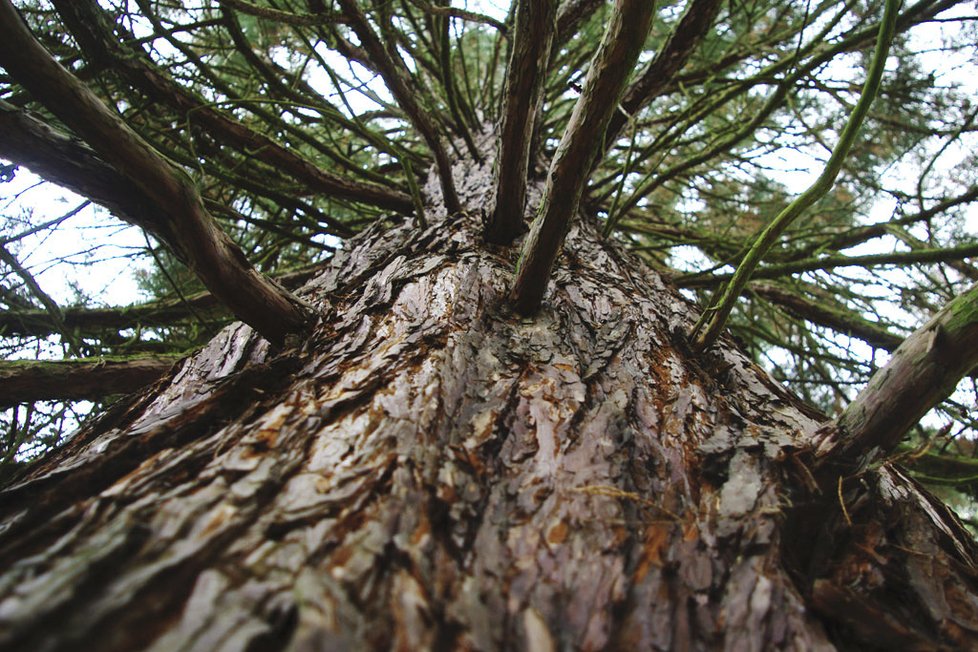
[484,0,557,245]
[511,0,657,315]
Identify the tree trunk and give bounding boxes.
[2,159,977,651]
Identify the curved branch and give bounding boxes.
[0,0,313,345]
[0,102,180,249]
[403,0,507,34]
[690,0,900,350]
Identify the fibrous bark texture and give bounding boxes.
[1,159,977,650]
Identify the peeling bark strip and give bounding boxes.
[485,0,557,244]
[2,200,977,649]
[512,0,656,314]
[0,356,179,406]
[0,0,312,345]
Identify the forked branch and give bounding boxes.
[511,0,656,314]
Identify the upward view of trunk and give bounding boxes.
[1,157,977,651]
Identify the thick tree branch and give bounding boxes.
[603,0,723,153]
[0,266,320,339]
[0,102,183,251]
[814,282,978,470]
[335,0,462,214]
[0,355,180,406]
[0,0,313,345]
[485,0,557,244]
[511,0,656,314]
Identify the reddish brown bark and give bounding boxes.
[1,159,976,649]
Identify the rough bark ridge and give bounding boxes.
[1,158,977,650]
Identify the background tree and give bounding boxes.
[2,0,978,648]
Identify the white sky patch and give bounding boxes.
[1,173,149,308]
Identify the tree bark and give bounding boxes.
[1,159,977,650]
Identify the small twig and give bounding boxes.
[837,476,852,527]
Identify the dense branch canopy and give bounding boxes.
[1,0,977,503]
